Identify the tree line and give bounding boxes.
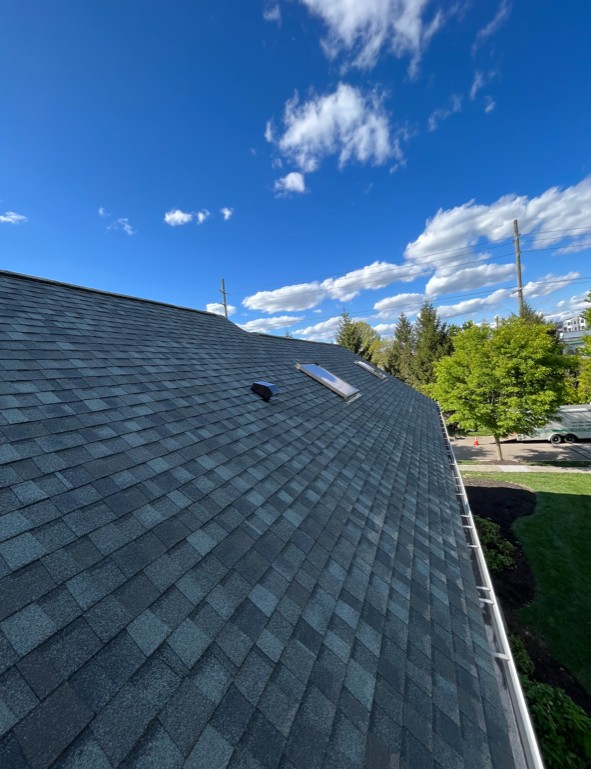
[336,297,590,461]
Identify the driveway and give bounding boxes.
[450,435,591,463]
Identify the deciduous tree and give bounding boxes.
[432,318,569,460]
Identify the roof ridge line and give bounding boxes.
[0,269,224,319]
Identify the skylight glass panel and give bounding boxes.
[355,360,387,380]
[296,363,360,401]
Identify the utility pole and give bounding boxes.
[220,279,228,320]
[513,219,525,317]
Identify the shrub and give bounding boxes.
[509,634,535,679]
[521,679,591,769]
[473,515,516,573]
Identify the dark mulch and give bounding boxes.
[464,478,591,716]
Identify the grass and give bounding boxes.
[458,459,591,468]
[465,472,591,695]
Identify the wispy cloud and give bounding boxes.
[274,172,307,196]
[472,0,511,54]
[108,217,136,236]
[0,211,27,224]
[196,209,211,225]
[220,207,234,221]
[164,209,194,226]
[484,96,496,113]
[269,83,400,174]
[427,94,462,132]
[263,2,281,24]
[98,207,109,217]
[296,0,444,75]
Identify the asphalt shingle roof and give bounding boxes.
[0,271,516,769]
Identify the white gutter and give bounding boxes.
[438,409,545,769]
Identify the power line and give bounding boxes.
[239,225,591,301]
[291,275,591,328]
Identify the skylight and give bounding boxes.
[355,360,387,380]
[296,363,360,402]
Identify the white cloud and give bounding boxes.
[196,209,211,225]
[241,315,303,333]
[374,292,425,318]
[0,211,27,224]
[244,282,325,313]
[424,262,515,296]
[435,272,580,320]
[98,207,108,218]
[484,96,496,113]
[263,2,281,23]
[271,84,399,173]
[274,172,307,196]
[297,0,444,74]
[522,272,580,299]
[108,217,136,236]
[265,121,275,143]
[437,288,510,319]
[206,303,237,316]
[164,209,194,226]
[322,261,424,301]
[547,292,588,322]
[242,260,425,314]
[427,94,462,132]
[220,207,234,221]
[294,316,342,342]
[472,0,511,54]
[405,176,591,263]
[373,322,399,336]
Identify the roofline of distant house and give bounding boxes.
[1,269,343,349]
[0,269,224,319]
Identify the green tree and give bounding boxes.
[384,313,415,385]
[432,317,570,460]
[336,312,363,354]
[413,302,452,390]
[335,313,381,363]
[356,321,381,363]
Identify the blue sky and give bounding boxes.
[2,0,590,340]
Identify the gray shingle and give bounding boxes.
[0,273,518,769]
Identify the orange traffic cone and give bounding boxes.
[473,438,479,446]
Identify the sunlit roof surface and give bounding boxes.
[355,360,388,380]
[296,362,360,401]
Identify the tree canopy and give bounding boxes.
[432,317,570,460]
[335,312,381,363]
[384,313,414,385]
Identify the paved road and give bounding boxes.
[451,435,591,464]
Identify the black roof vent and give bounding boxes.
[251,381,279,402]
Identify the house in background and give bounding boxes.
[0,271,540,769]
[557,315,589,351]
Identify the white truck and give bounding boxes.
[517,404,591,444]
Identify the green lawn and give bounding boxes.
[465,472,591,695]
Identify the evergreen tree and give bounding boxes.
[412,302,451,390]
[384,313,415,385]
[335,312,363,354]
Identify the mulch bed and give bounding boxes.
[464,478,591,716]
